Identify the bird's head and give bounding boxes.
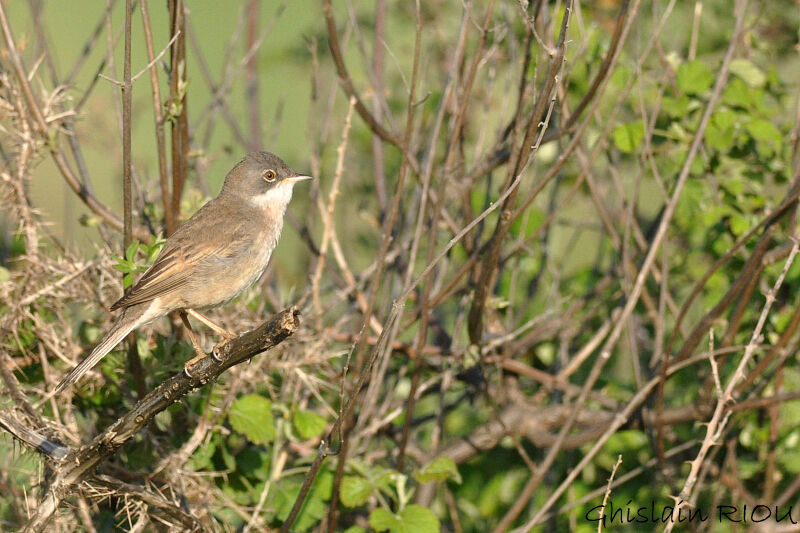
[221,151,312,210]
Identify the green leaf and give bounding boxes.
[344,527,367,533]
[729,214,749,237]
[398,505,439,533]
[0,266,9,282]
[228,394,275,445]
[340,475,372,507]
[746,118,782,156]
[729,58,766,88]
[722,78,753,109]
[701,205,733,227]
[414,456,461,484]
[612,120,644,154]
[292,409,327,440]
[369,505,439,533]
[777,449,800,474]
[369,508,399,532]
[187,438,216,471]
[661,95,690,118]
[705,108,740,151]
[125,241,139,262]
[145,235,166,261]
[676,60,713,95]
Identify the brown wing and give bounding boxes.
[111,200,247,311]
[111,246,195,310]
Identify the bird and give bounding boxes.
[55,151,312,393]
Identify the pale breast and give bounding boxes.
[188,212,284,309]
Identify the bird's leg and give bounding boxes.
[187,309,236,339]
[186,309,237,359]
[180,311,207,377]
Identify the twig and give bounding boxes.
[0,1,128,235]
[0,411,69,460]
[502,0,740,527]
[665,241,798,532]
[140,0,174,235]
[467,0,572,344]
[95,32,179,87]
[597,455,622,533]
[19,308,300,532]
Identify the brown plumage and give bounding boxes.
[56,152,312,392]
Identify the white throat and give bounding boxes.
[250,181,295,212]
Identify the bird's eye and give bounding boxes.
[264,169,276,182]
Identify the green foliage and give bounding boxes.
[413,456,461,485]
[229,394,275,445]
[369,505,439,533]
[112,235,166,289]
[341,475,374,508]
[676,60,713,95]
[292,408,327,440]
[613,120,644,154]
[4,1,800,532]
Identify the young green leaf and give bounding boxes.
[292,409,327,440]
[125,241,139,262]
[729,58,766,88]
[228,394,275,445]
[369,508,399,532]
[340,475,372,507]
[676,59,713,95]
[612,120,644,154]
[368,505,440,533]
[413,456,461,484]
[398,505,439,533]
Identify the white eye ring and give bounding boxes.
[264,169,276,182]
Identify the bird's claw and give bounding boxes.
[211,348,224,362]
[212,337,232,361]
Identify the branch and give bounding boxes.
[467,0,573,344]
[89,475,206,531]
[0,411,70,461]
[0,1,137,238]
[321,0,420,175]
[20,307,301,533]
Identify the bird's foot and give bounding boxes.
[211,336,235,361]
[183,346,207,379]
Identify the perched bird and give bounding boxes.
[56,151,312,393]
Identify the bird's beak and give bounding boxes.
[287,174,313,184]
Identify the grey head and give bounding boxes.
[220,151,312,210]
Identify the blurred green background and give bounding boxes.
[7,1,317,249]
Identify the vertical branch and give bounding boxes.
[371,0,387,210]
[169,0,188,223]
[396,0,495,472]
[141,0,174,235]
[315,0,426,528]
[122,0,146,397]
[122,0,133,251]
[246,0,262,151]
[467,0,573,345]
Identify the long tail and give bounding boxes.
[55,310,145,393]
